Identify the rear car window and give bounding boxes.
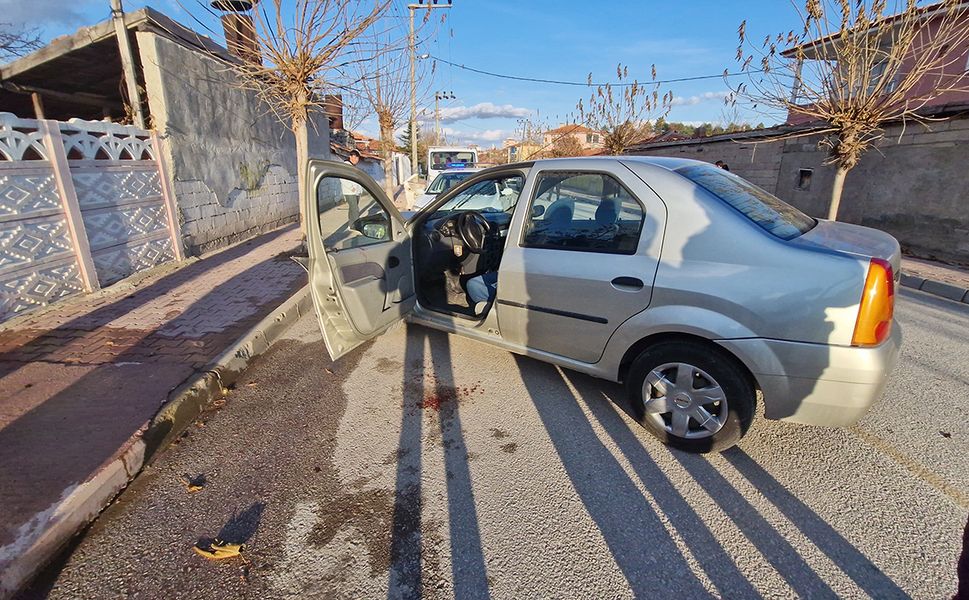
[675,164,815,240]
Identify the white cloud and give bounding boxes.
[441,127,512,146]
[432,102,533,124]
[669,91,732,107]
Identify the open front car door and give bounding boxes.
[305,160,415,359]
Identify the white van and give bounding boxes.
[426,146,478,185]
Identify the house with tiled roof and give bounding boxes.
[542,123,605,149]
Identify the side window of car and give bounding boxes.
[317,175,391,251]
[522,171,645,254]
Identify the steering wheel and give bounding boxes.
[456,211,490,254]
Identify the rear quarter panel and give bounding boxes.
[600,161,869,378]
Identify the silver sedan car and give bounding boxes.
[306,156,901,453]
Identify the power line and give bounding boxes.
[427,54,757,87]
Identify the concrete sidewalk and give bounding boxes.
[0,225,306,596]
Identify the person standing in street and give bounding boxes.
[343,149,363,223]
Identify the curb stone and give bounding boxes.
[900,273,969,304]
[1,284,312,599]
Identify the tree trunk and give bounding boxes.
[294,118,308,235]
[379,117,396,202]
[827,164,850,221]
[382,153,395,202]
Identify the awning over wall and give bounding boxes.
[0,8,236,123]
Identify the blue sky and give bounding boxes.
[4,0,807,146]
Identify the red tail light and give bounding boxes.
[851,258,894,347]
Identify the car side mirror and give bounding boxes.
[352,214,390,240]
[531,204,546,218]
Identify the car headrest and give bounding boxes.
[595,198,618,225]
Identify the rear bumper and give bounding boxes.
[717,322,902,426]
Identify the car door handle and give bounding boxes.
[611,276,644,291]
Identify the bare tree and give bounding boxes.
[547,133,586,157]
[731,0,969,220]
[343,94,371,136]
[214,0,389,228]
[478,146,508,165]
[577,63,673,154]
[349,4,448,200]
[0,23,42,61]
[354,35,419,200]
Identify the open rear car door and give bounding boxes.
[304,159,415,359]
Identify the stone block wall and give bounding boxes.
[173,165,298,255]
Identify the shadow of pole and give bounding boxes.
[388,324,426,599]
[513,355,709,597]
[723,448,909,599]
[559,369,760,598]
[387,325,490,599]
[428,329,490,600]
[670,451,838,598]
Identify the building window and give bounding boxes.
[796,168,813,191]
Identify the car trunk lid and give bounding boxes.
[792,219,901,279]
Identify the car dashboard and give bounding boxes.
[417,210,512,274]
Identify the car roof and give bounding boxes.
[526,155,707,171]
[435,167,484,174]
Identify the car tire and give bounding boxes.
[625,340,755,453]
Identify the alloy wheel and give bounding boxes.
[641,362,728,439]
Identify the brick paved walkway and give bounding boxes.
[0,225,305,555]
[902,257,969,290]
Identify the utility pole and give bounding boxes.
[434,91,455,141]
[408,0,452,177]
[110,0,145,128]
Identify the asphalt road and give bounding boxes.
[24,289,969,599]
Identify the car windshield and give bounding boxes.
[426,171,474,194]
[433,174,524,214]
[675,164,816,240]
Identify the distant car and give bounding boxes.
[413,167,484,210]
[305,156,901,453]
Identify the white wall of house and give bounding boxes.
[137,31,330,255]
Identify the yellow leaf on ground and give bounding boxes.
[179,476,204,493]
[193,540,243,560]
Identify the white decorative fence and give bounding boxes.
[0,113,183,322]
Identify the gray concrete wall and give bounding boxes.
[138,31,330,255]
[774,122,969,264]
[628,133,785,194]
[628,121,969,265]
